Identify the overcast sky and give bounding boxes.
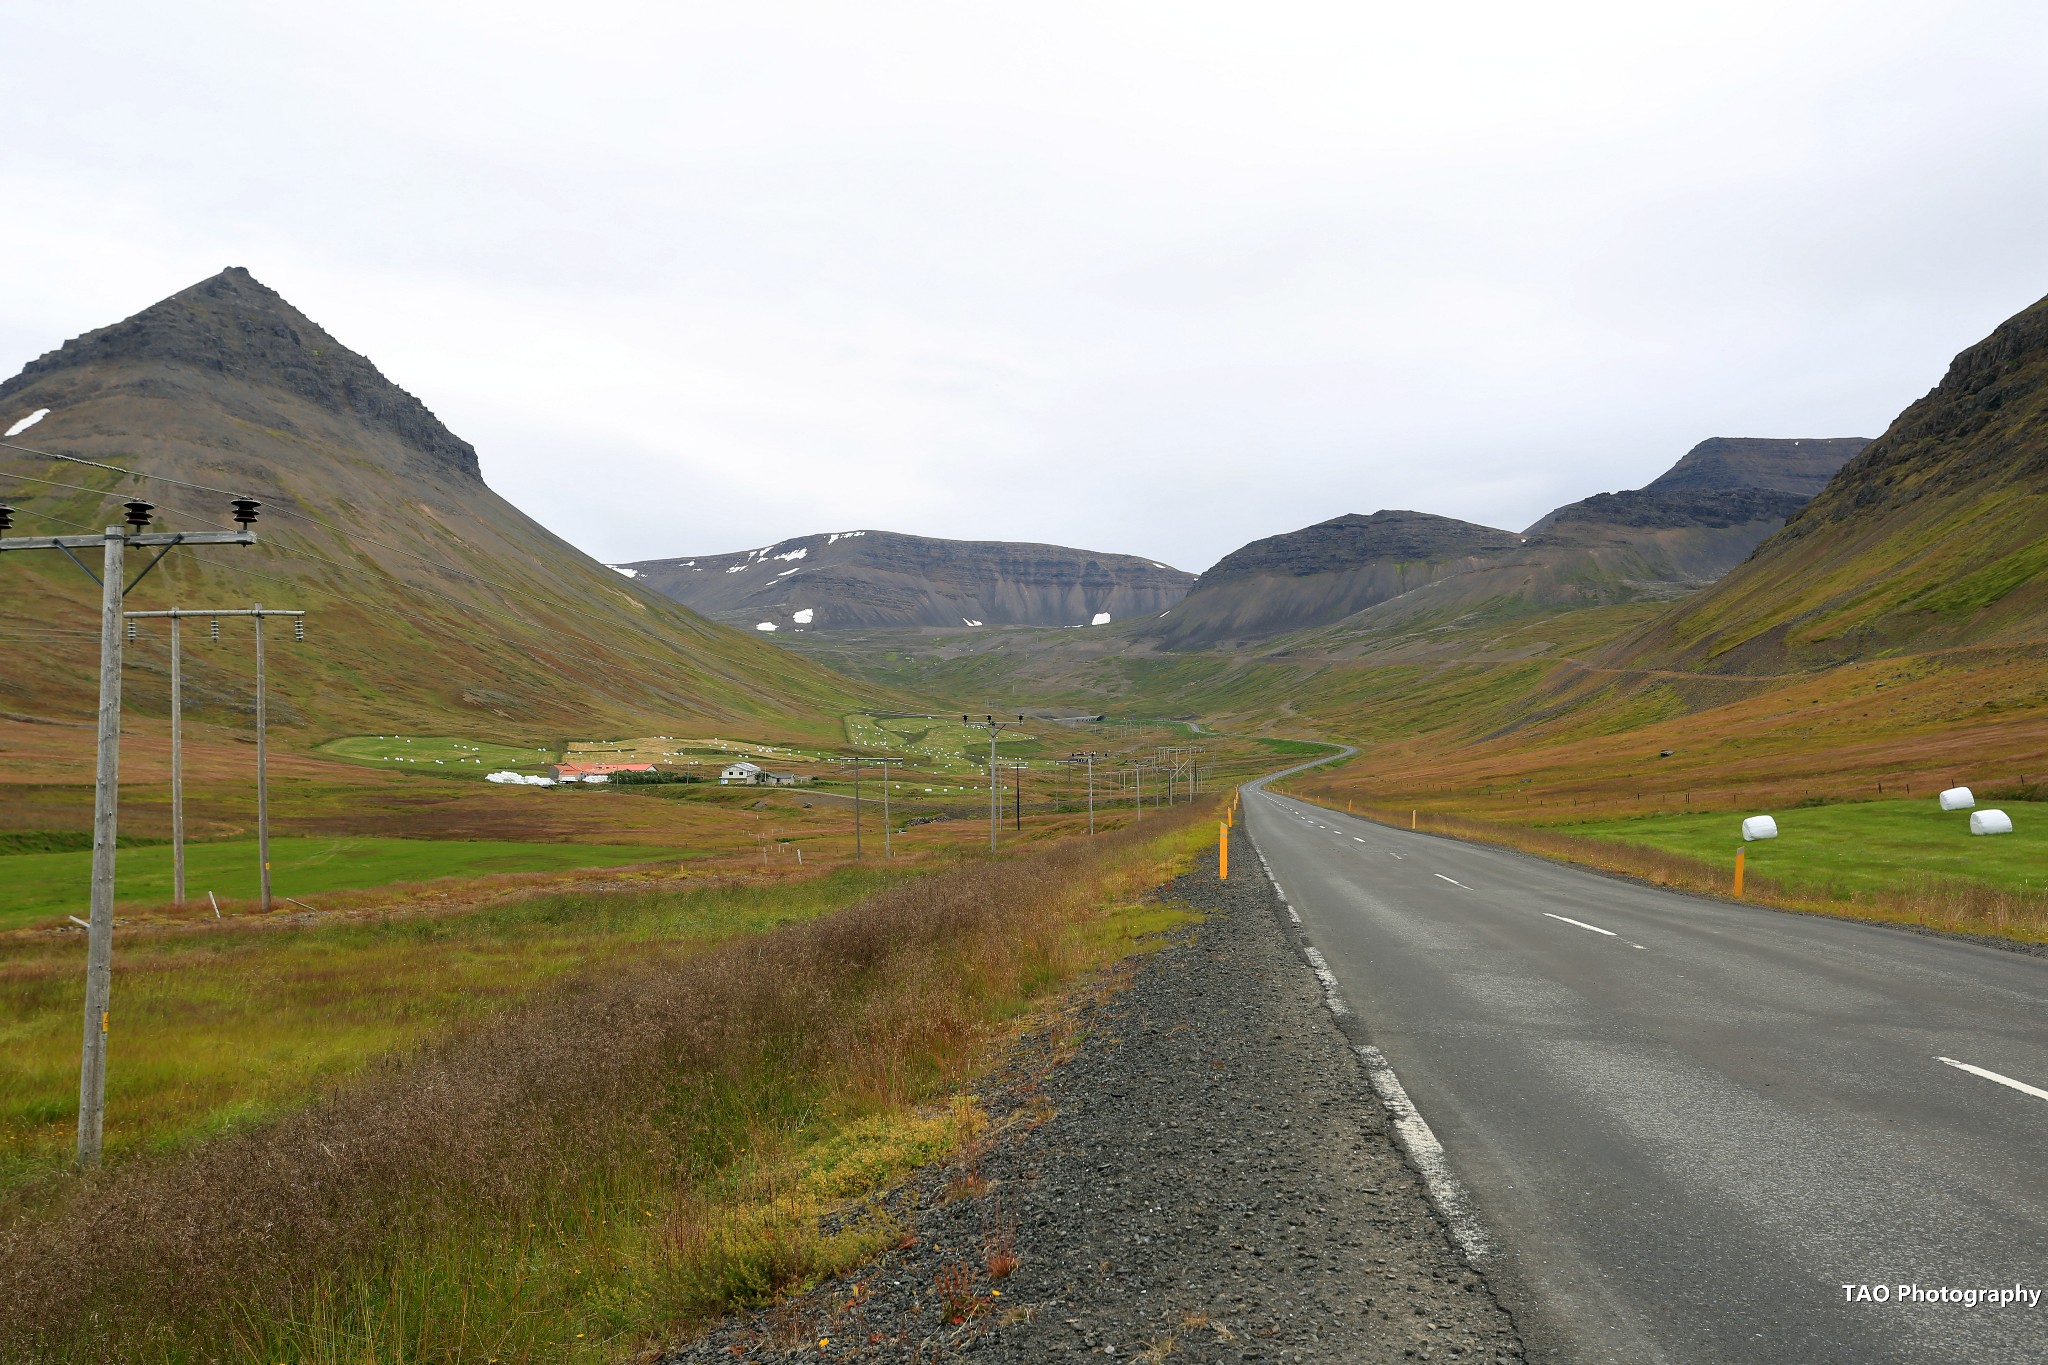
[4,2,2047,572]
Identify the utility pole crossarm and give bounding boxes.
[0,530,255,551]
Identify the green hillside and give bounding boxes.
[1609,291,2048,673]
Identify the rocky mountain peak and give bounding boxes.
[0,266,480,480]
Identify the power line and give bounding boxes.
[1,438,667,624]
[1,449,895,717]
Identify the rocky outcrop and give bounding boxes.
[621,531,1193,631]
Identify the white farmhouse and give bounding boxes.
[721,761,765,785]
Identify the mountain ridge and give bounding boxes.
[621,530,1193,632]
[1147,436,1865,649]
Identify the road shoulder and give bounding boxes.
[663,828,1524,1363]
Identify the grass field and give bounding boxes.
[0,836,688,929]
[0,865,914,1189]
[1561,799,2048,898]
[320,733,558,771]
[0,808,1215,1363]
[844,713,1042,771]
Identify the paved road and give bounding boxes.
[1241,774,2048,1365]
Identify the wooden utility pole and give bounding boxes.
[871,757,904,857]
[961,715,1025,851]
[1069,751,1101,835]
[169,614,183,904]
[1,497,260,1166]
[81,527,123,1169]
[127,605,304,912]
[254,604,270,906]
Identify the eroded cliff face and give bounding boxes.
[620,530,1194,631]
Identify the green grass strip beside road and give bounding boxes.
[1561,798,2048,898]
[0,837,687,929]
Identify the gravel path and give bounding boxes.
[663,827,1524,1363]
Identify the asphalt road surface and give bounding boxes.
[1242,771,2048,1365]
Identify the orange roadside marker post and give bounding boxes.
[1733,846,1745,898]
[1219,821,1229,879]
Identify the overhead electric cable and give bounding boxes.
[1,454,890,713]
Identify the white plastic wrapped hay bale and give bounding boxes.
[1969,809,2013,835]
[1939,786,1975,811]
[1741,815,1778,841]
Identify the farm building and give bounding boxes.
[720,761,805,786]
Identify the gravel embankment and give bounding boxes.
[663,827,1524,1363]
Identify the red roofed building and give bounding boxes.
[548,761,656,781]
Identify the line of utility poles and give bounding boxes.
[961,714,1025,851]
[0,496,263,1167]
[124,606,304,910]
[1068,750,1101,834]
[842,752,864,859]
[1157,745,1200,803]
[870,757,903,857]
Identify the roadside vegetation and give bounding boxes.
[1289,793,2048,944]
[0,865,910,1187]
[0,806,1213,1363]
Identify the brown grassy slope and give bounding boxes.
[1610,290,2048,673]
[0,268,895,744]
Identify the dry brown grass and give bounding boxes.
[0,805,1210,1361]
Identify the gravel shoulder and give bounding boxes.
[663,826,1524,1363]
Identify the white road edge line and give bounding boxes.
[1302,946,1350,1016]
[1251,796,1493,1262]
[1433,873,1469,888]
[1543,911,1618,938]
[1356,1044,1493,1260]
[1938,1057,2048,1102]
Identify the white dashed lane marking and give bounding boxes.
[1543,912,1650,949]
[1434,873,1470,889]
[1938,1057,2048,1103]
